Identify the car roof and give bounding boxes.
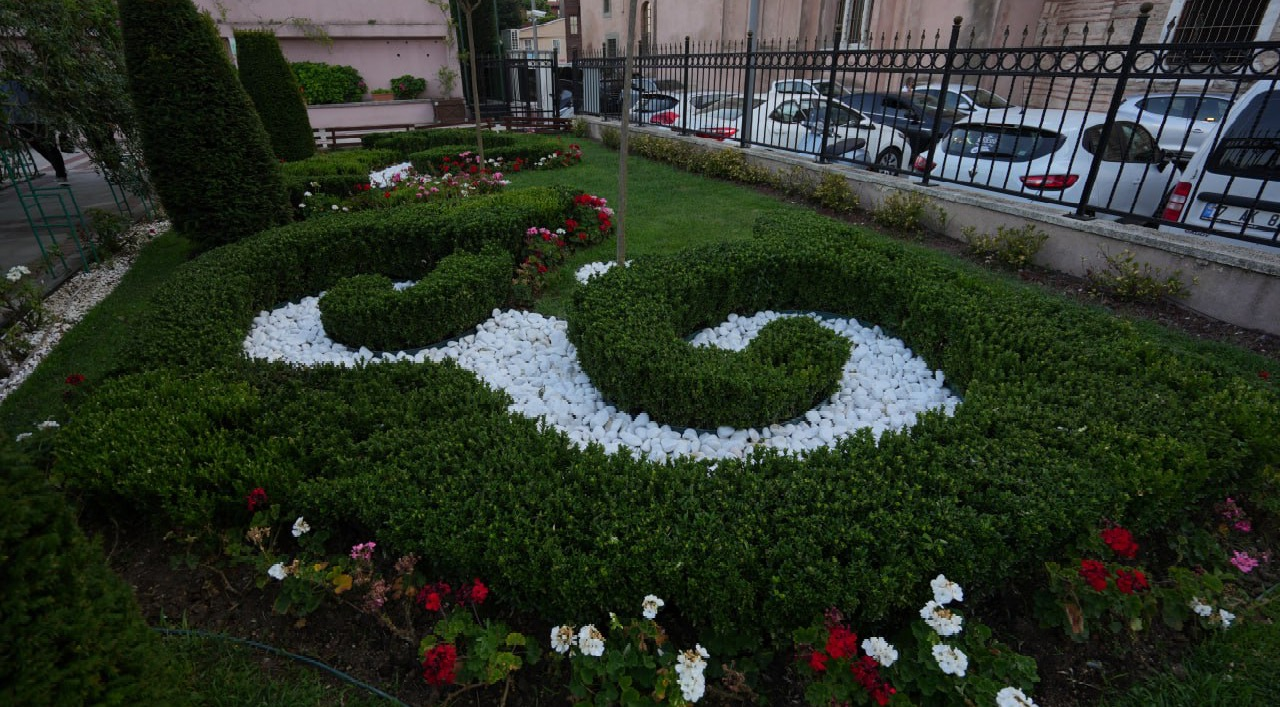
[1122,92,1235,102]
[952,108,1107,133]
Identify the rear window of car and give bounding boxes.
[1081,122,1160,162]
[964,88,1010,109]
[939,125,1064,162]
[637,95,678,112]
[1207,89,1280,179]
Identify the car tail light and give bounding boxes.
[1161,181,1192,221]
[650,111,678,126]
[912,155,935,173]
[1019,174,1079,190]
[695,127,737,141]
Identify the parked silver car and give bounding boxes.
[1115,91,1234,162]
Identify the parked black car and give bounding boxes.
[837,91,965,153]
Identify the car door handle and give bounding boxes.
[1192,127,1205,133]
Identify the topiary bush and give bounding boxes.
[290,61,366,105]
[233,29,316,161]
[0,438,185,704]
[119,0,290,250]
[319,245,513,351]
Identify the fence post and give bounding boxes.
[1071,2,1153,219]
[680,36,692,133]
[817,29,843,163]
[919,16,963,187]
[740,31,756,149]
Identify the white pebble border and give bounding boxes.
[369,161,414,188]
[0,221,169,405]
[243,263,961,462]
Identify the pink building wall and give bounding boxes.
[194,0,460,100]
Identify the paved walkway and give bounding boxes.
[1,147,151,290]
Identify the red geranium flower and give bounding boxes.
[1261,371,1271,380]
[807,650,829,673]
[65,373,86,386]
[1115,568,1149,594]
[824,625,858,660]
[245,487,268,512]
[459,578,488,605]
[418,582,452,612]
[421,643,458,686]
[1101,526,1139,559]
[1079,559,1108,591]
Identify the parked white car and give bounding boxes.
[917,109,1180,220]
[747,93,914,170]
[1115,91,1234,162]
[1159,80,1280,249]
[908,83,1014,116]
[637,90,736,128]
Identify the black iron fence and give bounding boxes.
[567,6,1280,249]
[471,51,567,120]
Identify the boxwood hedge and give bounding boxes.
[360,128,515,158]
[409,137,570,175]
[59,200,1280,648]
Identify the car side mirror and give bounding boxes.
[1156,149,1174,172]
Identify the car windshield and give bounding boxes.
[940,124,1064,162]
[814,81,853,97]
[697,96,762,113]
[915,89,963,113]
[1207,90,1280,179]
[801,103,863,127]
[964,88,1010,109]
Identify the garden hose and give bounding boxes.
[153,627,411,706]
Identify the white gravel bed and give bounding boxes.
[0,221,169,405]
[243,263,961,462]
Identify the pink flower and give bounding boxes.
[1234,519,1252,533]
[1230,550,1259,574]
[350,541,376,562]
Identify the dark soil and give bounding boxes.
[94,209,1277,706]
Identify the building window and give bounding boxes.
[553,39,561,58]
[837,0,875,48]
[570,16,579,35]
[1164,0,1276,65]
[605,36,619,57]
[524,39,532,50]
[603,0,611,17]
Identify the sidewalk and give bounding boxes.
[0,146,150,288]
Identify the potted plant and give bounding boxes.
[432,65,465,122]
[371,88,394,102]
[391,74,427,100]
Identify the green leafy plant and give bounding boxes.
[290,61,366,104]
[553,596,712,705]
[871,190,943,234]
[84,207,130,255]
[813,172,859,213]
[1086,248,1195,302]
[391,74,427,100]
[417,580,536,704]
[437,65,459,96]
[1,265,45,369]
[963,223,1048,270]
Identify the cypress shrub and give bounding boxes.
[119,0,290,250]
[0,438,184,704]
[233,29,315,162]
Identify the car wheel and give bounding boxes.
[873,147,902,172]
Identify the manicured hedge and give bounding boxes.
[234,30,315,161]
[280,148,400,204]
[409,137,570,175]
[60,203,1280,648]
[319,245,513,351]
[119,0,290,250]
[0,439,183,704]
[359,128,514,158]
[125,187,571,370]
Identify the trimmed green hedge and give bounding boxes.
[120,0,290,250]
[319,245,513,351]
[280,149,400,204]
[234,30,315,161]
[290,61,365,105]
[359,128,514,158]
[409,138,570,175]
[0,439,183,704]
[59,202,1280,648]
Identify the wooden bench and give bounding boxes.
[313,121,499,150]
[500,115,574,134]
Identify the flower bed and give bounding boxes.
[50,190,1279,660]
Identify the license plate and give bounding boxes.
[1201,203,1280,232]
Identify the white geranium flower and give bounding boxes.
[920,600,964,637]
[5,270,20,282]
[550,624,576,654]
[298,203,306,208]
[930,574,964,604]
[267,562,287,580]
[675,644,709,702]
[1218,609,1235,629]
[303,191,312,197]
[1190,598,1213,617]
[578,624,605,657]
[996,686,1039,707]
[642,594,665,620]
[37,420,60,430]
[15,432,32,442]
[291,517,310,537]
[932,644,968,677]
[861,636,898,667]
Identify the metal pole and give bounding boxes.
[530,0,539,54]
[1071,3,1153,219]
[618,0,639,265]
[919,17,962,187]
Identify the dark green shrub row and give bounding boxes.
[62,208,1279,649]
[319,245,513,351]
[570,243,856,428]
[359,128,514,158]
[126,187,572,370]
[290,61,365,105]
[409,137,570,175]
[280,149,401,178]
[120,0,290,250]
[234,30,315,162]
[0,438,184,704]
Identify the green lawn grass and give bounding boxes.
[3,141,1276,706]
